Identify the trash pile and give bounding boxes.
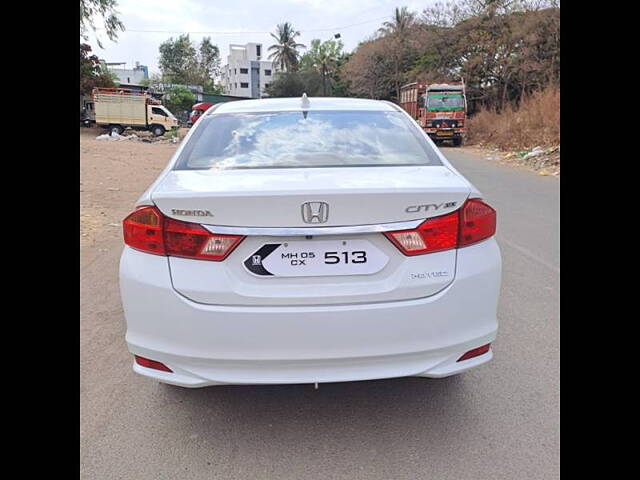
[95,132,138,142]
[95,131,180,144]
[139,135,180,144]
[479,144,560,176]
[504,145,560,176]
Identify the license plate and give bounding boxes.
[243,239,388,278]
[436,130,453,137]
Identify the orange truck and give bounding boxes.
[399,81,467,146]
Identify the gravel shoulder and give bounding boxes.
[458,143,560,176]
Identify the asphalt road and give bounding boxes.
[80,146,560,480]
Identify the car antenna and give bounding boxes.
[301,93,310,119]
[301,92,310,109]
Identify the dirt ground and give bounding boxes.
[80,127,181,251]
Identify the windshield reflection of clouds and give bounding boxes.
[186,112,432,170]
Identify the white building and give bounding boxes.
[105,61,149,86]
[222,43,277,98]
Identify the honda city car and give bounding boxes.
[119,95,501,387]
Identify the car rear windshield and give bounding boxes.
[174,110,442,170]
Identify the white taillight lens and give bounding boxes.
[385,210,459,255]
[164,217,244,261]
[389,232,427,252]
[200,236,242,258]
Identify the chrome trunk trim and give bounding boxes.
[201,219,424,236]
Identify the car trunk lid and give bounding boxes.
[152,165,471,306]
[151,166,470,227]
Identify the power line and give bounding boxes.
[95,15,389,36]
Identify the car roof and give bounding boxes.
[211,97,399,114]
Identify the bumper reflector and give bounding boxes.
[457,343,491,362]
[134,355,173,372]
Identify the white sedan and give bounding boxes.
[119,96,501,387]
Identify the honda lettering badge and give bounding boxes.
[301,202,329,224]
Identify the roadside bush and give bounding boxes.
[163,86,195,118]
[466,85,560,150]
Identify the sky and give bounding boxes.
[85,0,433,74]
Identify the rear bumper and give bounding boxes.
[427,131,464,140]
[119,239,501,387]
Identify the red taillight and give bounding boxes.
[385,198,496,256]
[134,355,173,372]
[122,206,244,261]
[122,206,165,255]
[458,198,496,247]
[164,217,243,261]
[385,210,459,255]
[457,343,491,362]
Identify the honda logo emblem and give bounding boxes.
[301,202,329,224]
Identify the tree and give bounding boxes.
[158,35,198,85]
[378,6,417,36]
[80,0,125,48]
[377,7,418,101]
[339,1,559,110]
[300,39,344,96]
[163,86,196,119]
[268,22,306,72]
[264,72,324,98]
[341,38,396,99]
[421,0,559,27]
[195,37,221,91]
[80,43,117,95]
[158,35,223,91]
[331,52,353,97]
[205,83,225,95]
[411,3,560,111]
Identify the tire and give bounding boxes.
[453,137,463,147]
[109,125,124,136]
[152,125,165,137]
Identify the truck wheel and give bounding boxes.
[453,137,463,147]
[109,125,124,136]
[152,125,165,137]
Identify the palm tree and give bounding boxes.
[378,6,416,37]
[268,22,306,72]
[302,39,343,95]
[378,7,416,101]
